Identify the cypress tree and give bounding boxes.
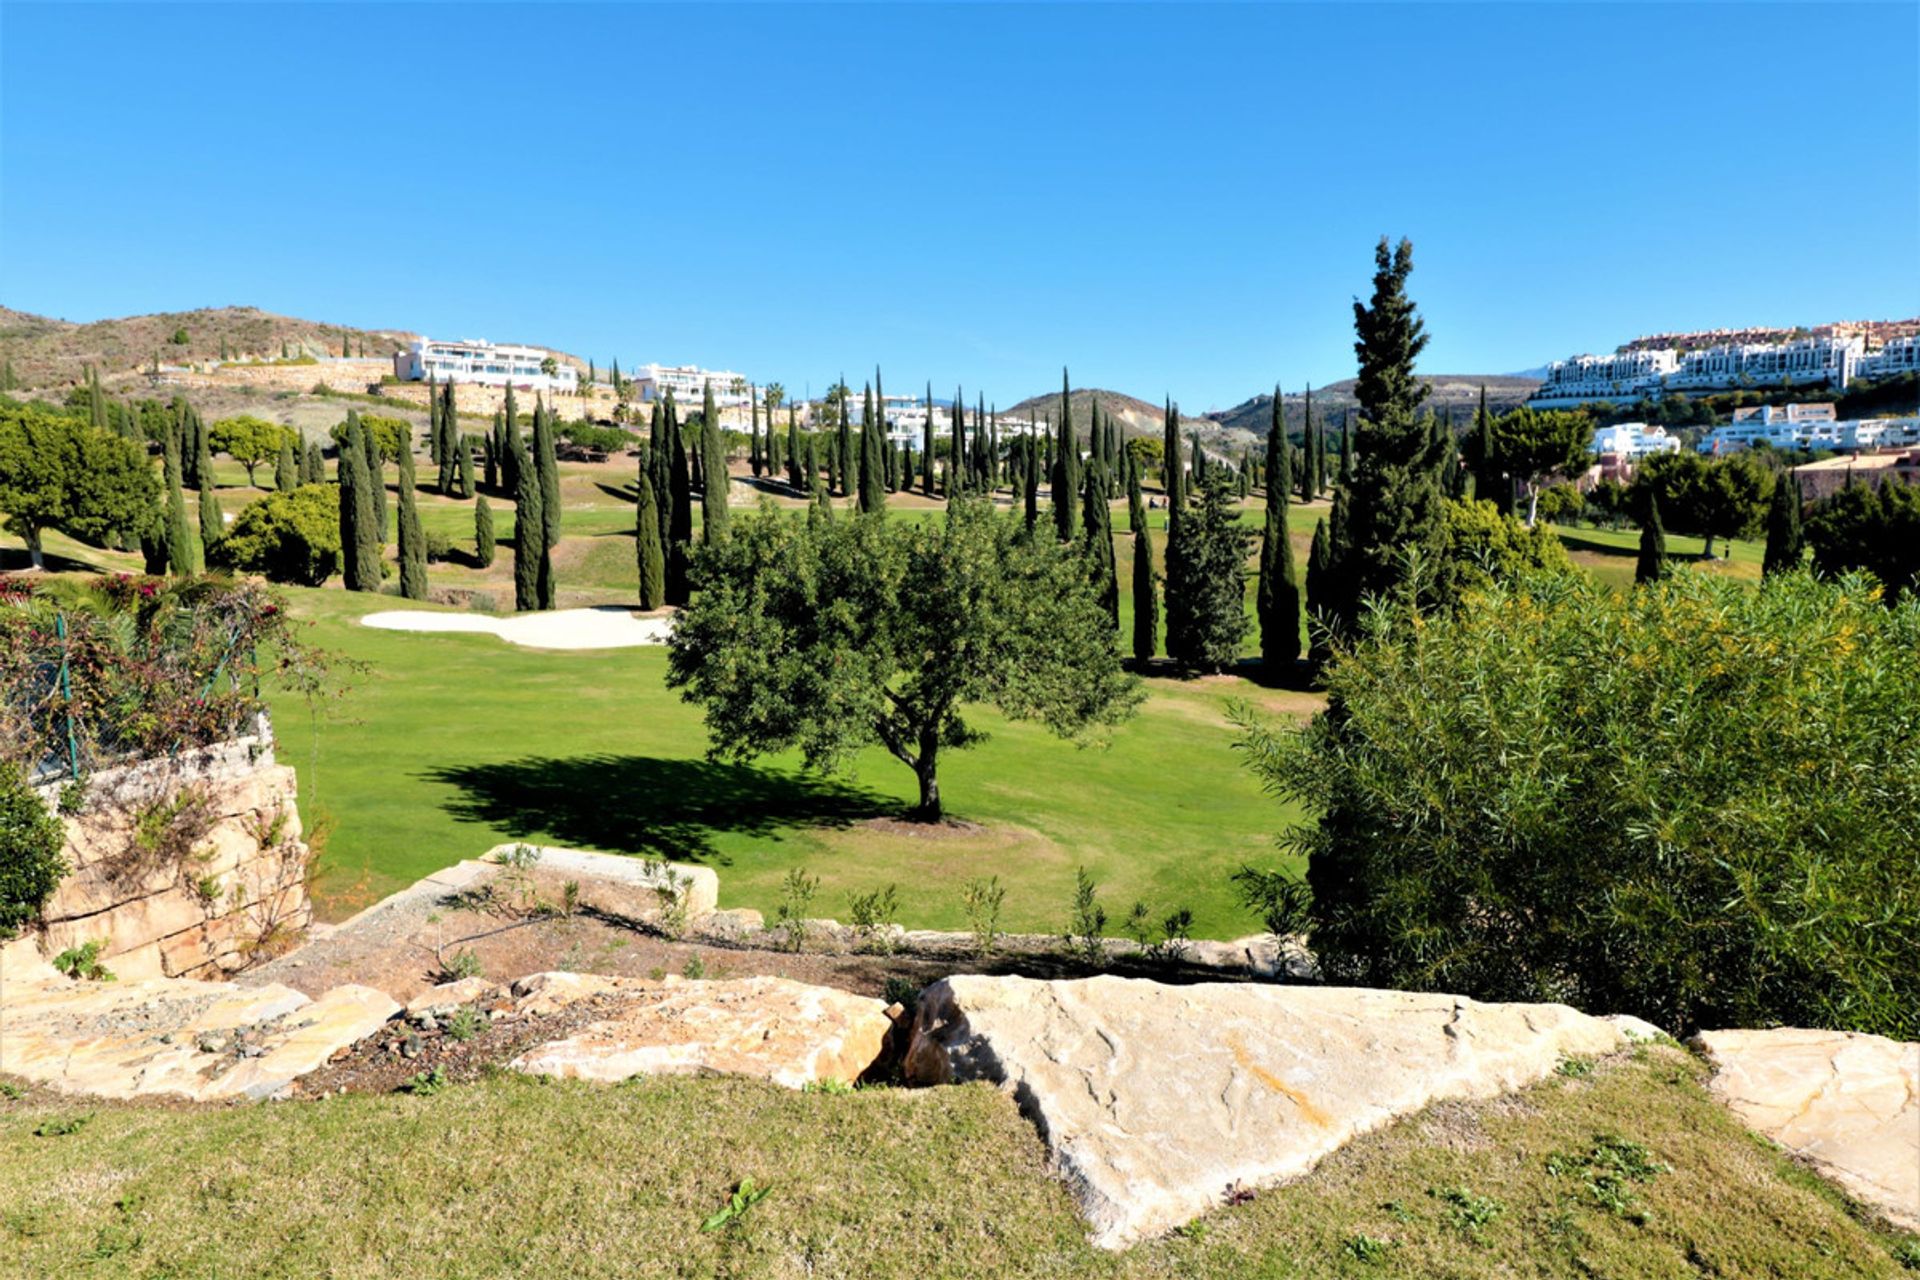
[163,429,201,577]
[338,419,380,591]
[787,404,803,492]
[858,381,887,514]
[1339,410,1354,486]
[274,436,298,492]
[1127,451,1148,533]
[1637,492,1668,585]
[436,380,458,493]
[456,434,475,498]
[359,412,387,540]
[1053,369,1079,541]
[700,381,728,542]
[835,382,853,496]
[808,474,834,529]
[512,424,543,612]
[1474,385,1500,510]
[303,440,325,486]
[87,365,106,430]
[474,495,496,568]
[502,384,520,497]
[1259,388,1302,667]
[427,374,442,467]
[397,444,427,600]
[635,467,665,609]
[922,382,937,495]
[1023,434,1040,532]
[1162,396,1183,514]
[1305,518,1334,663]
[1762,471,1804,577]
[487,411,505,492]
[534,397,562,550]
[1132,512,1158,664]
[666,396,693,605]
[196,430,223,556]
[749,386,763,478]
[949,390,966,497]
[1082,461,1118,627]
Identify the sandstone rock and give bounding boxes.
[510,975,891,1089]
[1693,1027,1919,1232]
[198,984,398,1101]
[698,907,765,942]
[405,977,496,1019]
[905,974,1642,1248]
[478,844,719,922]
[510,971,622,1016]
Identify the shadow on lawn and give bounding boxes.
[425,754,892,864]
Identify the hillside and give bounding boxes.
[1207,373,1539,436]
[999,387,1214,439]
[0,305,419,389]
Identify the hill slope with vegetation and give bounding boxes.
[1000,387,1212,437]
[1207,373,1540,436]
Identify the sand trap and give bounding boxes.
[361,606,673,650]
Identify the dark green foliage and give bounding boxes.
[1807,480,1920,603]
[1259,390,1301,667]
[1238,569,1920,1038]
[273,436,298,493]
[335,418,380,591]
[1763,471,1805,577]
[436,380,458,494]
[666,397,693,606]
[474,495,495,569]
[0,763,66,937]
[858,380,886,515]
[396,446,426,600]
[1635,451,1773,559]
[635,468,665,610]
[922,383,936,496]
[359,413,387,542]
[667,499,1140,820]
[1162,396,1184,515]
[455,434,475,500]
[0,405,160,571]
[1132,509,1158,664]
[213,485,340,586]
[1081,462,1117,627]
[1165,476,1250,673]
[512,425,542,613]
[1483,408,1593,526]
[1636,492,1668,585]
[163,429,199,577]
[699,383,728,543]
[1053,370,1079,542]
[1304,518,1332,659]
[302,441,325,487]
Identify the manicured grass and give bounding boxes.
[271,587,1307,938]
[0,1050,1909,1277]
[1552,523,1763,592]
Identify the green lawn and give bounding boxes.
[272,586,1307,939]
[1,1050,1910,1278]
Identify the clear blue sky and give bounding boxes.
[3,3,1915,411]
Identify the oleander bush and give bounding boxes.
[1236,568,1920,1038]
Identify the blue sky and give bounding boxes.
[3,3,1915,411]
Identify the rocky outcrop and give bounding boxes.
[905,974,1654,1248]
[1694,1028,1919,1232]
[510,974,892,1089]
[0,964,396,1101]
[34,760,312,981]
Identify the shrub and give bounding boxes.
[1230,865,1312,937]
[1065,866,1107,966]
[1235,568,1920,1039]
[0,765,65,936]
[774,867,819,952]
[423,530,453,564]
[846,883,900,954]
[438,948,483,982]
[960,876,1006,957]
[52,939,114,982]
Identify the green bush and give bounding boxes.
[1235,568,1920,1038]
[1435,498,1571,602]
[0,765,66,937]
[213,485,341,586]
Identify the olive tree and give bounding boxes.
[0,405,158,569]
[667,498,1140,820]
[209,415,296,488]
[213,484,341,586]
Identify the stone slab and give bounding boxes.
[510,974,891,1089]
[1694,1027,1919,1232]
[905,974,1642,1249]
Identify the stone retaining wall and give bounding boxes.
[29,743,313,982]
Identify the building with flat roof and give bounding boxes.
[393,339,577,393]
[1531,350,1678,407]
[634,364,751,409]
[1791,449,1920,501]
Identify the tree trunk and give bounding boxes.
[1526,483,1540,528]
[1703,533,1717,559]
[908,730,941,823]
[25,527,44,571]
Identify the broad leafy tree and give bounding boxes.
[667,499,1140,820]
[210,415,297,488]
[0,406,158,570]
[1485,407,1592,527]
[214,485,341,586]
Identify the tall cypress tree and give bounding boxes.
[1763,470,1804,577]
[1082,461,1117,627]
[922,383,937,495]
[749,386,763,478]
[163,428,201,577]
[436,380,458,493]
[357,412,387,540]
[1162,396,1183,514]
[1636,492,1668,585]
[397,443,427,600]
[303,440,325,486]
[1132,508,1158,664]
[533,398,561,609]
[1304,518,1334,664]
[195,425,222,556]
[666,395,693,605]
[502,384,520,498]
[1259,388,1301,667]
[274,436,298,493]
[456,434,475,499]
[512,423,543,612]
[833,381,853,497]
[427,374,442,467]
[474,495,496,568]
[1053,369,1079,541]
[1023,434,1040,532]
[700,381,728,542]
[787,404,802,492]
[1474,385,1500,510]
[338,418,380,591]
[635,466,666,610]
[858,381,887,514]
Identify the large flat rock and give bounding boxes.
[1694,1027,1919,1232]
[904,974,1648,1248]
[510,974,892,1089]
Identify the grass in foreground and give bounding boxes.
[0,1050,1909,1278]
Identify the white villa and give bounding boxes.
[393,339,577,394]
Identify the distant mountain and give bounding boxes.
[1206,374,1540,436]
[0,305,422,388]
[999,387,1212,438]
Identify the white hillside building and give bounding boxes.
[394,339,577,393]
[1589,422,1680,458]
[633,364,751,409]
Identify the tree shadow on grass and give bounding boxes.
[424,754,893,865]
[594,481,638,505]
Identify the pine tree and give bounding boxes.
[1082,461,1118,626]
[397,444,427,600]
[474,495,496,568]
[512,423,543,612]
[1637,492,1669,585]
[858,381,887,514]
[163,429,201,577]
[274,436,298,492]
[635,467,666,610]
[1053,369,1079,541]
[1762,470,1803,577]
[700,381,728,542]
[1259,388,1301,667]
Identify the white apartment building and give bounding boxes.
[1696,403,1920,454]
[393,339,577,393]
[1857,334,1920,380]
[1589,422,1681,458]
[1668,335,1863,391]
[634,364,751,409]
[1531,349,1679,407]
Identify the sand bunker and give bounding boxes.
[360,606,673,650]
